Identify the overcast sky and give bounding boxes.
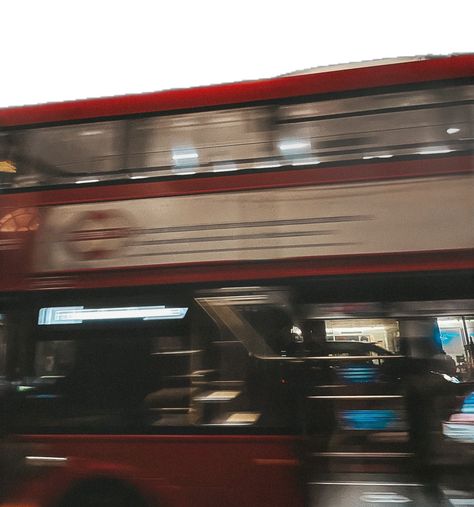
[1,0,473,108]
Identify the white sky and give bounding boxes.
[1,0,473,108]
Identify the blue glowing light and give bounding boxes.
[338,365,378,383]
[462,393,474,414]
[339,409,398,430]
[440,330,459,346]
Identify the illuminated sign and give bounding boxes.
[38,305,188,325]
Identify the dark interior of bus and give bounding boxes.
[1,271,472,444]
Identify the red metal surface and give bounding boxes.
[0,206,38,291]
[0,55,473,127]
[21,248,474,292]
[0,154,471,208]
[8,434,303,507]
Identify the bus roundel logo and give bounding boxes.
[64,209,135,261]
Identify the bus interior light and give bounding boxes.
[328,326,387,334]
[278,140,311,153]
[213,163,238,173]
[292,158,321,166]
[75,179,99,184]
[253,162,282,169]
[80,130,104,136]
[437,318,462,327]
[416,148,453,155]
[38,305,189,325]
[363,155,393,160]
[447,127,461,134]
[172,149,199,164]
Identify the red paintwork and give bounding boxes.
[19,248,474,292]
[0,55,473,127]
[7,435,304,507]
[0,154,471,208]
[0,205,38,292]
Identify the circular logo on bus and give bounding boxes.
[64,209,135,261]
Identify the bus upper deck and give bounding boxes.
[0,56,473,293]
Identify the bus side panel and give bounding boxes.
[33,174,474,275]
[13,435,304,507]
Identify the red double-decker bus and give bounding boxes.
[0,55,473,507]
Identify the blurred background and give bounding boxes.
[1,0,473,108]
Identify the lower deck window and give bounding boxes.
[3,290,474,434]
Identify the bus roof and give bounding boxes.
[0,54,472,128]
[280,56,429,76]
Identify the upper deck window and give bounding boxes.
[1,83,473,191]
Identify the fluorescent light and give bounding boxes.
[17,385,35,392]
[292,158,321,166]
[172,149,199,174]
[225,412,260,424]
[38,305,188,325]
[195,390,240,401]
[67,307,188,321]
[213,163,237,173]
[279,140,311,153]
[25,456,68,463]
[417,148,453,155]
[75,179,99,184]
[363,155,393,160]
[328,326,387,334]
[172,150,198,163]
[438,318,462,327]
[254,162,282,169]
[130,175,150,180]
[172,152,198,161]
[80,130,103,136]
[447,127,461,135]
